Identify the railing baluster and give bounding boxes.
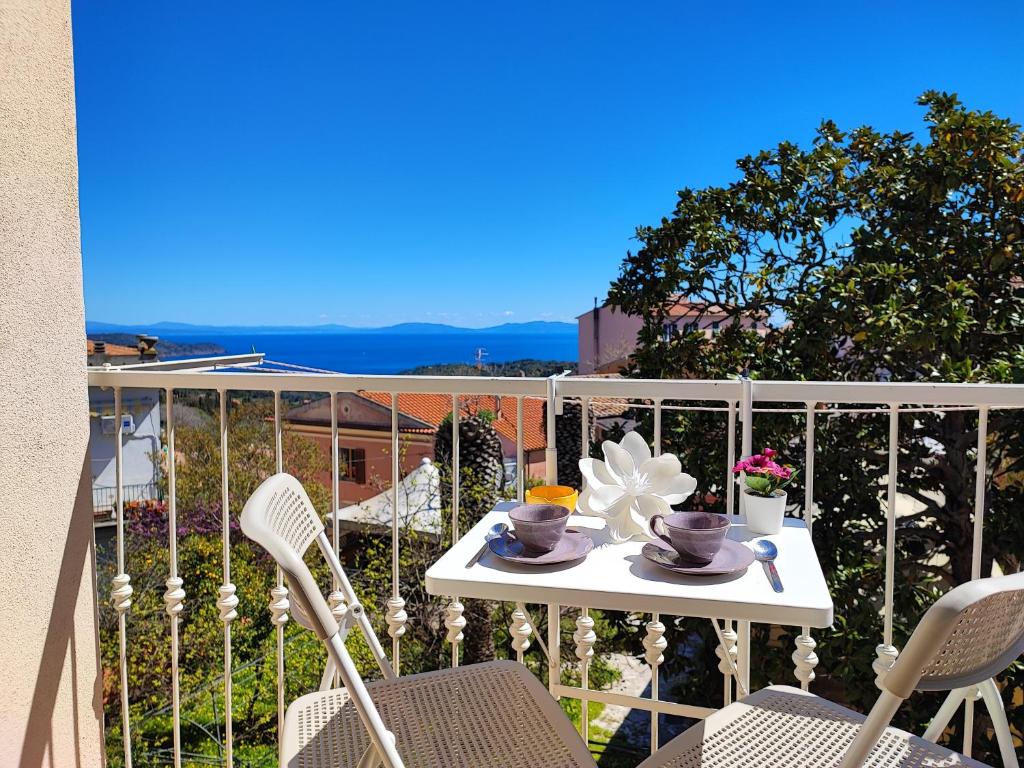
[112,387,134,768]
[217,389,238,768]
[963,406,990,756]
[547,603,561,698]
[163,387,184,768]
[386,394,407,673]
[509,605,532,662]
[271,391,288,758]
[328,392,345,686]
[516,396,525,501]
[721,399,738,705]
[545,376,558,485]
[574,609,596,742]
[449,394,462,668]
[581,396,590,460]
[794,402,819,690]
[874,405,900,688]
[644,616,666,753]
[649,400,663,750]
[735,380,753,697]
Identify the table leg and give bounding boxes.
[547,603,560,699]
[736,620,751,697]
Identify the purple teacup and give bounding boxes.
[509,503,570,553]
[649,511,729,564]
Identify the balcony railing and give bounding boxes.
[86,366,1024,767]
[93,482,161,513]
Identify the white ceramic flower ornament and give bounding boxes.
[578,431,697,543]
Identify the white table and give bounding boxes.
[426,501,833,722]
[426,502,833,628]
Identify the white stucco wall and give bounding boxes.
[0,0,105,764]
[89,388,163,491]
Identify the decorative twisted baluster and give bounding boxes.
[445,600,466,645]
[386,596,408,640]
[509,605,532,661]
[715,623,738,703]
[873,643,899,689]
[574,612,596,741]
[112,573,133,614]
[329,590,347,624]
[164,577,185,618]
[218,584,238,623]
[643,619,666,667]
[269,585,289,627]
[792,632,818,688]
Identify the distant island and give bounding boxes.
[401,359,576,377]
[86,319,577,336]
[89,333,226,357]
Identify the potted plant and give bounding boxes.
[732,448,797,534]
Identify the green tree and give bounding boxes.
[608,92,1024,761]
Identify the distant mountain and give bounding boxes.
[85,319,577,336]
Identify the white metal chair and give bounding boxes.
[636,571,1024,768]
[240,473,598,768]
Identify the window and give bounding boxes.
[711,321,721,334]
[662,323,674,342]
[683,321,698,333]
[340,447,367,484]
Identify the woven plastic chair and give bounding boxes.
[240,473,597,768]
[639,570,1024,768]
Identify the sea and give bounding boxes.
[158,331,578,374]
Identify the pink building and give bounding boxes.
[577,299,766,374]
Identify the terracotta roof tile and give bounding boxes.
[360,391,547,451]
[87,339,139,356]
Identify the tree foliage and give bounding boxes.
[608,92,1024,760]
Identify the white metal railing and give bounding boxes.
[87,367,1024,765]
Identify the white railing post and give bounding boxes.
[574,609,596,743]
[217,389,238,768]
[163,387,184,768]
[386,394,407,673]
[270,390,288,760]
[736,378,753,695]
[874,405,900,688]
[794,401,819,690]
[328,392,345,687]
[644,616,667,753]
[112,387,134,768]
[516,396,525,501]
[963,406,990,756]
[449,394,462,668]
[545,375,559,485]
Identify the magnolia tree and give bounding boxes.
[607,92,1024,760]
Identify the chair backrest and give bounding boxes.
[884,569,1024,698]
[241,473,405,767]
[839,570,1024,767]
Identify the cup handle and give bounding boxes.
[649,514,672,546]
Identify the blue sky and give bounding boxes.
[73,1,1024,328]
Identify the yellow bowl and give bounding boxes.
[525,485,579,512]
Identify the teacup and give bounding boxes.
[649,511,729,564]
[509,503,570,553]
[524,485,579,512]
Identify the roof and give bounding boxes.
[285,392,435,434]
[577,297,767,321]
[87,339,138,356]
[360,391,547,451]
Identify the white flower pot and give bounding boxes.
[743,489,786,534]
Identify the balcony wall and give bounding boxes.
[0,0,105,765]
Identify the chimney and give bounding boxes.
[93,341,106,355]
[136,334,159,358]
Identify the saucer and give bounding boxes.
[488,529,593,565]
[641,538,755,575]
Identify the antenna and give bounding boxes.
[474,347,489,371]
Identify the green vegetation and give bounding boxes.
[608,91,1024,762]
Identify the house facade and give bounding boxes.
[577,299,767,374]
[285,392,547,504]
